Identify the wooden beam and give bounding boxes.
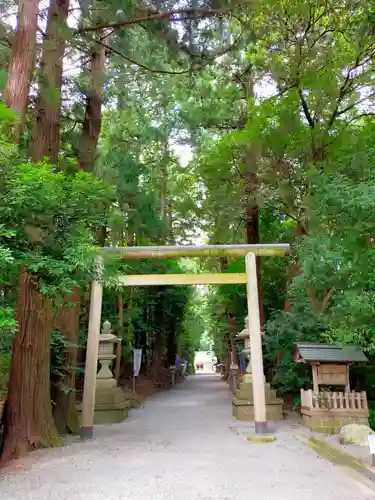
[101,243,290,260]
[118,273,248,287]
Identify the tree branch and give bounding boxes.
[298,88,314,128]
[0,39,11,49]
[321,288,333,313]
[345,112,375,125]
[327,54,362,128]
[76,7,235,34]
[335,90,375,118]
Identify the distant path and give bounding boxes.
[0,374,374,499]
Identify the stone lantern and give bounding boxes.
[77,320,130,425]
[235,316,252,382]
[97,320,117,389]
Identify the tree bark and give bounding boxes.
[1,268,62,463]
[245,198,264,331]
[117,291,123,331]
[227,312,238,365]
[1,0,69,462]
[159,138,169,243]
[241,72,265,330]
[28,0,77,437]
[52,288,80,435]
[32,0,69,163]
[284,222,307,312]
[4,0,39,138]
[218,256,238,367]
[77,31,106,172]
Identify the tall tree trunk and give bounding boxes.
[52,289,80,435]
[117,291,123,331]
[1,0,68,462]
[227,312,238,365]
[4,0,39,138]
[219,256,236,376]
[30,0,79,436]
[167,202,174,244]
[159,150,168,243]
[242,71,265,331]
[245,197,264,331]
[160,162,167,226]
[77,31,106,173]
[284,222,307,312]
[77,32,107,247]
[1,268,62,463]
[32,0,69,163]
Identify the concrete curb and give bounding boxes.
[295,434,375,489]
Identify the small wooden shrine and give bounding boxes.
[295,343,369,434]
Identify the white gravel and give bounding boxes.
[1,373,375,499]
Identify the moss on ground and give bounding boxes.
[247,435,277,443]
[296,435,366,471]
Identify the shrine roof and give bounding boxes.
[295,343,368,363]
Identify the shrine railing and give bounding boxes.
[300,389,368,411]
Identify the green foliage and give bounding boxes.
[369,410,375,432]
[0,306,16,338]
[98,258,197,370]
[0,160,114,299]
[50,329,79,398]
[288,124,375,350]
[0,354,11,392]
[0,305,15,391]
[351,364,375,403]
[50,330,69,381]
[264,310,324,393]
[180,288,206,368]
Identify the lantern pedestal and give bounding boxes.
[91,387,130,424]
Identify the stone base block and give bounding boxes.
[77,403,129,425]
[93,403,129,425]
[77,386,130,425]
[301,408,369,434]
[232,398,284,421]
[95,386,128,406]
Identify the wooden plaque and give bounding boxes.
[317,364,348,386]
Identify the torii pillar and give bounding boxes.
[246,253,267,433]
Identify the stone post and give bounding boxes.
[230,363,238,394]
[170,365,176,386]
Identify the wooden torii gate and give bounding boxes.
[80,243,290,439]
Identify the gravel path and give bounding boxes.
[1,374,374,499]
